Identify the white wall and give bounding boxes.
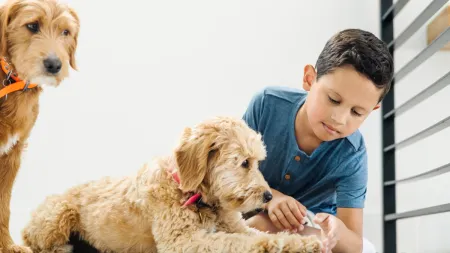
[5,0,386,249]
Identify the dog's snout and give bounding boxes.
[263,191,272,203]
[43,57,62,74]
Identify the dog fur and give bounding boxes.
[0,0,79,252]
[22,116,323,253]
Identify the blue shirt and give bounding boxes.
[242,86,368,215]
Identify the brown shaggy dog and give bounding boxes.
[0,0,79,252]
[22,117,323,253]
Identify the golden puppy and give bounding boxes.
[0,0,79,252]
[22,117,322,253]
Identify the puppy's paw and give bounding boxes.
[5,245,33,253]
[255,236,284,253]
[254,231,299,253]
[282,234,323,253]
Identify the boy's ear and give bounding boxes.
[302,64,316,91]
[373,103,381,110]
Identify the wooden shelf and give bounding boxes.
[427,4,450,50]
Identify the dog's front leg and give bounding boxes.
[156,228,322,253]
[153,214,323,253]
[0,144,32,253]
[216,210,264,236]
[0,190,14,250]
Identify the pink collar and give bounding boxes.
[171,171,202,207]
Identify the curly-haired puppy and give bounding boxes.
[0,0,79,252]
[22,117,323,253]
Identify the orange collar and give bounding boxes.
[0,57,38,99]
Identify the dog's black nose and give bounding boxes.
[263,191,272,203]
[43,57,62,74]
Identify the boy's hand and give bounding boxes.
[313,213,343,253]
[266,189,307,231]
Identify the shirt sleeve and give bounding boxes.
[335,148,368,209]
[242,88,266,131]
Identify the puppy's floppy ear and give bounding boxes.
[68,7,80,70]
[0,1,12,57]
[0,0,22,57]
[175,127,216,192]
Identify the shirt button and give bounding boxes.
[285,174,291,180]
[294,155,301,161]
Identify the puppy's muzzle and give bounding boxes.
[43,56,62,74]
[262,190,272,203]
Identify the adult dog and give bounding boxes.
[22,116,322,253]
[0,0,79,252]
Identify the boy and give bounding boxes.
[242,29,393,253]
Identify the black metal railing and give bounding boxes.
[380,0,450,252]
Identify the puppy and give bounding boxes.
[0,0,79,252]
[22,116,323,253]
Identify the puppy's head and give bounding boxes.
[0,0,79,87]
[174,116,272,213]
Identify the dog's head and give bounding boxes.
[174,116,272,213]
[0,0,79,87]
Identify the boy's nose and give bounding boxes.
[331,111,346,125]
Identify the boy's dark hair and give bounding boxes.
[315,28,394,102]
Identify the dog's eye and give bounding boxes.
[241,159,249,169]
[26,22,39,33]
[62,30,70,36]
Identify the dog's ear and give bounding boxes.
[68,7,79,70]
[0,0,21,57]
[175,127,216,192]
[0,2,11,56]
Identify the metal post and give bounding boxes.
[381,0,396,252]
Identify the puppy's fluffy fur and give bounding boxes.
[0,0,79,252]
[22,117,322,253]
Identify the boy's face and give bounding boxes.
[302,64,382,141]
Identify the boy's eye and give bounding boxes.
[328,96,339,104]
[352,109,362,116]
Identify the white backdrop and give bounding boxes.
[5,0,388,249]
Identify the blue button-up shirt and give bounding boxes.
[242,86,368,215]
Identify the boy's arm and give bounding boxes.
[334,207,363,252]
[300,149,368,252]
[336,207,363,238]
[298,208,363,253]
[329,148,368,252]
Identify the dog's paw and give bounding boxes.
[5,245,33,253]
[255,236,284,253]
[281,234,323,253]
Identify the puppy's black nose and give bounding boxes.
[263,191,272,203]
[43,57,62,74]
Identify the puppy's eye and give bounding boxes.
[62,29,70,36]
[26,22,39,33]
[241,159,249,169]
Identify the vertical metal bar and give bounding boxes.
[381,0,396,252]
